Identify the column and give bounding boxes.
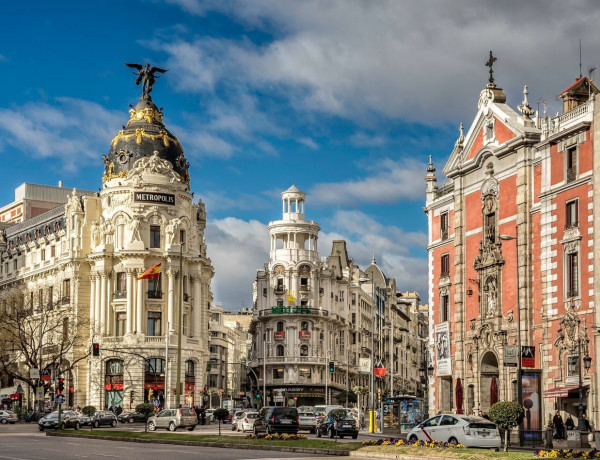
[126,270,133,334]
[167,270,175,331]
[94,273,101,332]
[100,274,107,335]
[192,276,201,338]
[106,273,113,335]
[89,275,96,334]
[136,273,144,335]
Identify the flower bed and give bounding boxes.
[535,448,600,458]
[361,438,464,449]
[244,433,306,441]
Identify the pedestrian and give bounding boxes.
[478,410,484,417]
[565,414,574,431]
[200,406,206,425]
[583,414,592,432]
[553,411,565,439]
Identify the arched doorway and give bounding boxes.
[144,358,165,408]
[105,359,124,409]
[480,351,499,413]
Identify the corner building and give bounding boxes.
[0,82,213,410]
[426,71,600,432]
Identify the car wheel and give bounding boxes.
[340,435,345,439]
[111,420,117,427]
[310,428,315,434]
[38,427,44,431]
[448,437,458,445]
[128,418,134,424]
[409,435,418,443]
[231,424,236,431]
[168,422,177,432]
[1,419,7,424]
[352,433,358,439]
[148,421,156,431]
[75,423,80,430]
[93,421,99,428]
[188,425,195,431]
[253,425,258,434]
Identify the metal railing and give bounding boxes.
[113,290,127,299]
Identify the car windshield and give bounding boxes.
[246,413,258,419]
[181,408,195,416]
[46,413,59,419]
[461,417,497,429]
[275,408,297,420]
[299,412,314,417]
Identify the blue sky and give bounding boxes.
[1,0,598,309]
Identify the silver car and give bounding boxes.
[147,408,197,432]
[406,414,501,448]
[298,411,317,433]
[237,411,259,432]
[231,410,245,431]
[0,410,18,424]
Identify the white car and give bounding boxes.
[406,414,501,448]
[236,411,259,432]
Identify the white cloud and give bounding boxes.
[0,98,122,171]
[310,157,425,205]
[162,0,600,125]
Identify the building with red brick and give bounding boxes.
[425,59,600,437]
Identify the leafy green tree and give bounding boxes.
[335,390,357,405]
[81,406,96,416]
[489,401,524,452]
[136,403,155,433]
[213,408,229,436]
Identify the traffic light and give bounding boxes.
[328,361,335,373]
[92,343,100,356]
[256,391,261,399]
[57,378,64,394]
[130,391,134,398]
[153,386,158,392]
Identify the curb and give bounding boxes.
[45,432,351,456]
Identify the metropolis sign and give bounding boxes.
[134,192,175,205]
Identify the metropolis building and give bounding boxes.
[0,71,213,410]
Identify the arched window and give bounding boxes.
[276,321,284,332]
[300,345,308,356]
[106,359,124,376]
[186,360,195,377]
[145,358,165,375]
[276,345,285,357]
[300,321,309,331]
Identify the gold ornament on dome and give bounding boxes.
[128,106,164,124]
[102,162,128,183]
[110,127,183,150]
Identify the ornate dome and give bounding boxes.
[102,96,189,185]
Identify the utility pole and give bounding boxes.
[165,321,169,409]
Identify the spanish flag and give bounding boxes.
[137,263,161,280]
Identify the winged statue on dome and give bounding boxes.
[124,62,168,98]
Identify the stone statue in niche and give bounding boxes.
[102,220,114,245]
[165,218,181,246]
[91,222,101,248]
[486,277,497,317]
[130,216,141,242]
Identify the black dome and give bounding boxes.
[102,96,189,185]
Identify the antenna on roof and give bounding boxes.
[579,39,583,79]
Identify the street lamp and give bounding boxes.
[558,321,592,432]
[499,232,522,444]
[359,275,376,433]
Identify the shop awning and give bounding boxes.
[543,385,579,398]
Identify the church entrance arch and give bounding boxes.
[479,351,499,413]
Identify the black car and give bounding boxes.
[316,415,359,439]
[253,407,299,434]
[118,411,147,424]
[91,410,118,428]
[38,411,81,431]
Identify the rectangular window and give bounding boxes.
[440,211,449,240]
[441,294,449,322]
[179,229,186,246]
[48,287,53,308]
[272,368,284,379]
[441,254,450,278]
[116,272,126,296]
[183,313,188,336]
[148,274,162,298]
[63,279,71,300]
[13,260,17,271]
[299,368,312,379]
[41,248,45,261]
[567,147,577,183]
[150,225,161,248]
[38,289,43,309]
[51,245,55,257]
[276,300,283,307]
[566,200,578,229]
[147,311,162,337]
[567,252,578,298]
[116,312,126,336]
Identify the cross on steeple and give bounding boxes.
[485,51,497,85]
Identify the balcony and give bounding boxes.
[566,290,579,299]
[565,222,579,230]
[145,336,164,343]
[274,331,285,340]
[147,290,162,299]
[566,167,577,183]
[299,284,309,292]
[60,297,70,306]
[299,331,311,339]
[274,285,286,295]
[441,228,448,240]
[113,290,127,299]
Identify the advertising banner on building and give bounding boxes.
[435,322,452,376]
[504,345,518,367]
[522,346,535,368]
[359,358,371,373]
[521,370,542,441]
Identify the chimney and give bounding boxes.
[58,181,64,188]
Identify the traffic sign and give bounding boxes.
[56,394,66,405]
[37,386,44,399]
[152,399,160,407]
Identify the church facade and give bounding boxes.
[426,57,600,433]
[0,68,213,411]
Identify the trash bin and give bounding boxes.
[545,428,554,449]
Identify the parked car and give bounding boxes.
[75,412,91,426]
[231,410,245,431]
[298,411,317,433]
[91,410,118,428]
[236,411,259,432]
[253,406,299,434]
[38,411,81,431]
[316,413,358,439]
[118,411,148,424]
[147,407,197,432]
[0,410,18,424]
[406,414,501,448]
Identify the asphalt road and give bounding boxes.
[0,423,375,460]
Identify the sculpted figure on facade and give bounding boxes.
[129,215,141,242]
[91,222,101,248]
[128,151,181,183]
[101,220,114,245]
[485,277,497,317]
